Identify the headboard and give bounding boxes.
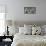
[14,21,46,27]
[6,20,46,27]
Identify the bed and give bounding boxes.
[11,21,46,46]
[11,33,46,46]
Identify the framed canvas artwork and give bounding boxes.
[24,7,36,14]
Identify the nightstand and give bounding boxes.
[3,41,12,46]
[0,36,13,46]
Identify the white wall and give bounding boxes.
[0,0,46,22]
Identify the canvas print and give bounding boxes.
[24,7,36,14]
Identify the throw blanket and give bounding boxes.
[11,33,46,46]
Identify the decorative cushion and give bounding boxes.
[32,26,41,35]
[19,27,32,35]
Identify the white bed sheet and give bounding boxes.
[11,33,46,46]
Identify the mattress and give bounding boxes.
[11,33,46,46]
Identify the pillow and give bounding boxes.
[32,26,41,35]
[24,24,32,35]
[42,25,46,35]
[24,27,32,35]
[19,27,32,35]
[41,25,45,35]
[42,25,46,33]
[24,24,32,29]
[8,26,19,36]
[19,27,25,34]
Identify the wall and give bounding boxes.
[0,0,46,35]
[0,0,46,22]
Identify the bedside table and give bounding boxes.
[0,36,13,46]
[2,36,13,46]
[3,41,12,46]
[3,36,13,42]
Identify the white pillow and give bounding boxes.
[32,26,41,35]
[8,26,19,36]
[24,24,32,35]
[41,25,45,35]
[42,25,46,34]
[24,27,32,35]
[24,24,32,29]
[19,27,25,34]
[19,27,32,35]
[32,27,36,35]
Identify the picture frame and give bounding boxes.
[24,7,36,14]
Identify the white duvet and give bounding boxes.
[11,33,46,46]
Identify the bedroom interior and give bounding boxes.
[0,0,46,46]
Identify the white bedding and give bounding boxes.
[11,33,46,46]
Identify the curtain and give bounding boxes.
[0,5,5,35]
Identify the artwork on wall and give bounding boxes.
[24,7,36,14]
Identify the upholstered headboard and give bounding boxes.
[6,20,46,27]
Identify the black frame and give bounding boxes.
[24,7,36,14]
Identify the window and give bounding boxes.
[0,5,5,35]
